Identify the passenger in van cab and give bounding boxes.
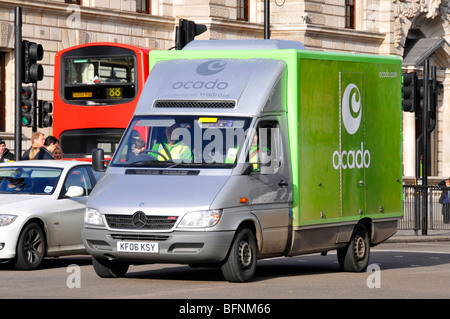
[225,133,270,171]
[152,123,192,162]
[129,138,146,160]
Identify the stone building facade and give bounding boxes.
[0,0,448,179]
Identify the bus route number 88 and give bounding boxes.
[108,87,122,99]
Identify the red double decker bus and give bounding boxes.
[53,42,152,160]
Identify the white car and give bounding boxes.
[0,160,103,270]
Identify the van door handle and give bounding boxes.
[278,180,288,187]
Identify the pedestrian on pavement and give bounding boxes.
[22,132,45,160]
[53,145,63,160]
[438,177,450,224]
[35,136,59,160]
[0,138,14,162]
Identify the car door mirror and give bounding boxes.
[65,185,85,198]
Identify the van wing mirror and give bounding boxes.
[242,162,254,175]
[92,148,106,172]
[259,150,276,175]
[242,151,276,175]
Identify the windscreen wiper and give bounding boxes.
[125,160,179,167]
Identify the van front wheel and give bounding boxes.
[337,223,370,272]
[221,227,257,283]
[92,257,129,278]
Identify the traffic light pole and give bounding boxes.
[264,0,270,39]
[32,82,37,132]
[422,59,430,235]
[14,7,22,161]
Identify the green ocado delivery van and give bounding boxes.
[84,40,403,282]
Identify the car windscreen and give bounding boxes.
[0,166,62,194]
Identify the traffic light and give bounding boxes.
[22,40,44,83]
[38,100,53,128]
[417,78,425,113]
[175,19,207,50]
[21,86,34,127]
[402,72,417,112]
[429,81,443,120]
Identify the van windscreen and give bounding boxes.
[111,115,252,168]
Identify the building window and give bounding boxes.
[65,0,81,4]
[137,0,151,14]
[345,0,355,29]
[237,0,249,21]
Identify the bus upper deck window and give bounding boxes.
[64,56,135,85]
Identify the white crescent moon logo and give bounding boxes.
[342,83,361,135]
[196,60,227,76]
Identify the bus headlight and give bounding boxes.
[84,208,106,228]
[178,209,222,228]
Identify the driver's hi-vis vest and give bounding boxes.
[152,142,192,161]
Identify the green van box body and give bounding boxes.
[148,48,403,229]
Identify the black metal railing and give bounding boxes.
[400,185,450,233]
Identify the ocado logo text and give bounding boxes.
[333,82,371,170]
[172,78,228,90]
[172,60,229,90]
[332,142,371,170]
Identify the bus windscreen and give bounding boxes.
[63,56,136,102]
[59,128,124,158]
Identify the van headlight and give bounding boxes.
[178,209,222,228]
[0,214,17,227]
[84,208,106,228]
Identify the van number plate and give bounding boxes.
[117,241,159,253]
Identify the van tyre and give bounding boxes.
[92,257,129,278]
[221,227,257,282]
[15,223,46,270]
[337,223,370,272]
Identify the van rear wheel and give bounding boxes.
[337,223,370,272]
[92,257,129,278]
[221,227,257,282]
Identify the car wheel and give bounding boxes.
[15,223,46,270]
[221,227,257,282]
[92,257,129,278]
[337,223,370,272]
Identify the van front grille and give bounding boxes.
[109,234,170,241]
[105,214,177,230]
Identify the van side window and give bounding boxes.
[249,121,281,174]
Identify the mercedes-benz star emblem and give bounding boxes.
[132,211,147,228]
